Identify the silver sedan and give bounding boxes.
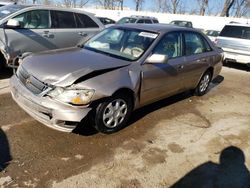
[10,24,223,133]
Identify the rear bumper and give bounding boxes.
[223,49,250,64]
[10,75,92,132]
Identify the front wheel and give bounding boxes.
[194,71,212,96]
[92,94,133,134]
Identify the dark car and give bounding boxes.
[97,17,116,25]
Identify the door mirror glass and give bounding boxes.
[6,19,20,28]
[145,54,168,64]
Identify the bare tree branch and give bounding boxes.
[197,0,209,15]
[220,0,235,17]
[134,0,144,11]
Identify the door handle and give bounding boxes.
[42,31,53,38]
[78,32,88,37]
[178,65,184,69]
[196,59,207,63]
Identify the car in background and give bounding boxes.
[216,23,250,66]
[0,4,104,70]
[0,1,16,7]
[10,24,223,134]
[205,30,220,42]
[117,15,159,24]
[170,20,193,28]
[97,17,115,25]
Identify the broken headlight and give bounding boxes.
[47,87,95,106]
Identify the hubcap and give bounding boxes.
[200,74,210,93]
[103,99,128,128]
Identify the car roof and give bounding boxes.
[121,15,158,20]
[8,4,95,15]
[112,23,197,33]
[225,23,250,27]
[171,20,192,23]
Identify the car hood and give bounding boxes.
[21,47,131,87]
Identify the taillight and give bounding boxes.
[214,38,218,45]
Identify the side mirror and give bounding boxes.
[145,54,168,64]
[6,19,20,28]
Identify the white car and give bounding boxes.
[216,23,250,66]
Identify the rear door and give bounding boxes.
[181,32,214,90]
[4,9,55,57]
[141,32,185,105]
[74,13,101,44]
[49,10,80,48]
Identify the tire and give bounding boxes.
[92,93,133,134]
[194,71,212,96]
[0,52,6,72]
[0,60,5,72]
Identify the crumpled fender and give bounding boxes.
[74,65,142,108]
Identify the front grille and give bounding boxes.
[17,66,49,95]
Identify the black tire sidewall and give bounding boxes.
[93,94,133,134]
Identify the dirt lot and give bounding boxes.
[0,65,250,188]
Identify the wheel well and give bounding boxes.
[206,67,214,78]
[113,88,135,108]
[0,51,6,67]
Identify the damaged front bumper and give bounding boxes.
[10,75,92,132]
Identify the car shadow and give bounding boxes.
[74,75,224,136]
[224,62,250,72]
[0,128,11,172]
[208,75,224,90]
[0,68,13,80]
[171,146,250,188]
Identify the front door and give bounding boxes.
[141,32,185,105]
[5,10,56,58]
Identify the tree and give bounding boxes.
[233,0,249,17]
[220,0,235,17]
[197,0,209,15]
[96,0,123,9]
[134,0,144,11]
[170,0,181,14]
[154,0,168,12]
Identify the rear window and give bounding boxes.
[51,10,76,28]
[75,13,98,28]
[220,25,250,40]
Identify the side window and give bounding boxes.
[13,10,50,29]
[153,19,159,23]
[51,11,76,28]
[137,19,144,23]
[75,13,99,28]
[144,19,152,24]
[153,32,182,59]
[184,32,211,56]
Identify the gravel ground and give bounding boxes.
[0,65,250,188]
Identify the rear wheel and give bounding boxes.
[195,71,212,96]
[92,94,133,134]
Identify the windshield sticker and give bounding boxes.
[1,10,10,14]
[139,32,158,39]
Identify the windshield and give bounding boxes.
[0,5,26,20]
[117,17,137,24]
[84,28,158,61]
